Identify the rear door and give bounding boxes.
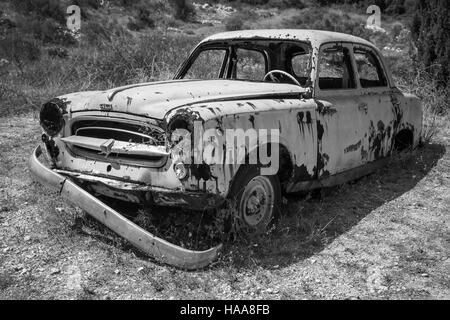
[351,44,395,162]
[314,42,369,178]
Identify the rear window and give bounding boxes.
[353,48,387,88]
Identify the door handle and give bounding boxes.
[358,102,368,112]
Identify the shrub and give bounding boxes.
[224,14,245,31]
[127,18,144,31]
[0,33,41,72]
[72,0,101,10]
[82,20,112,44]
[10,0,66,24]
[386,0,407,15]
[15,16,77,46]
[127,5,157,31]
[169,0,196,21]
[391,22,404,39]
[410,0,450,89]
[47,47,69,59]
[266,0,306,9]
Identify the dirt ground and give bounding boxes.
[0,114,449,300]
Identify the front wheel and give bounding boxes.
[227,165,281,236]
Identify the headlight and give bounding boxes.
[174,161,189,180]
[40,99,66,137]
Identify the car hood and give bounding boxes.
[60,79,307,120]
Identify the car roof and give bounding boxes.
[201,29,375,49]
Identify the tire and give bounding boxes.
[227,165,282,235]
[394,130,413,152]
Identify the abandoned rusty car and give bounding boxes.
[30,29,422,269]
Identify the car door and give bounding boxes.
[351,44,396,162]
[314,42,369,178]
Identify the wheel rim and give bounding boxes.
[239,176,274,228]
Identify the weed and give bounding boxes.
[0,272,14,290]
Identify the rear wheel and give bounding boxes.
[394,129,414,152]
[228,165,281,235]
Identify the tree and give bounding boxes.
[410,0,450,88]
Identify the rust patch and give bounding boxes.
[368,120,388,160]
[190,163,212,181]
[293,164,314,181]
[306,111,312,123]
[249,115,255,128]
[344,140,362,153]
[41,134,59,159]
[316,100,337,116]
[317,120,324,141]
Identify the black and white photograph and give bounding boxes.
[0,0,449,304]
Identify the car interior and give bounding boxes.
[179,40,387,91]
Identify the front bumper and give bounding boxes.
[29,145,222,270]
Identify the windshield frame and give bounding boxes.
[174,39,313,86]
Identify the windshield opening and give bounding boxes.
[176,40,312,87]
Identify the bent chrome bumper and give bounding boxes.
[29,145,222,270]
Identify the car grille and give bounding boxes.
[67,119,168,167]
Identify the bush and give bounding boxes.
[69,33,200,86]
[127,19,144,31]
[391,22,404,39]
[127,5,156,31]
[386,0,407,15]
[72,0,101,10]
[288,7,369,39]
[0,33,41,72]
[82,20,112,44]
[12,14,76,46]
[169,0,195,21]
[410,0,450,89]
[224,14,245,31]
[10,0,66,24]
[47,47,69,59]
[266,0,306,9]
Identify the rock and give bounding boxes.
[420,273,429,277]
[24,236,31,242]
[137,267,144,273]
[50,268,60,275]
[66,265,82,291]
[366,267,388,293]
[114,269,120,275]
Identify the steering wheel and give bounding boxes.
[263,70,301,86]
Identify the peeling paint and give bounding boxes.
[344,140,362,153]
